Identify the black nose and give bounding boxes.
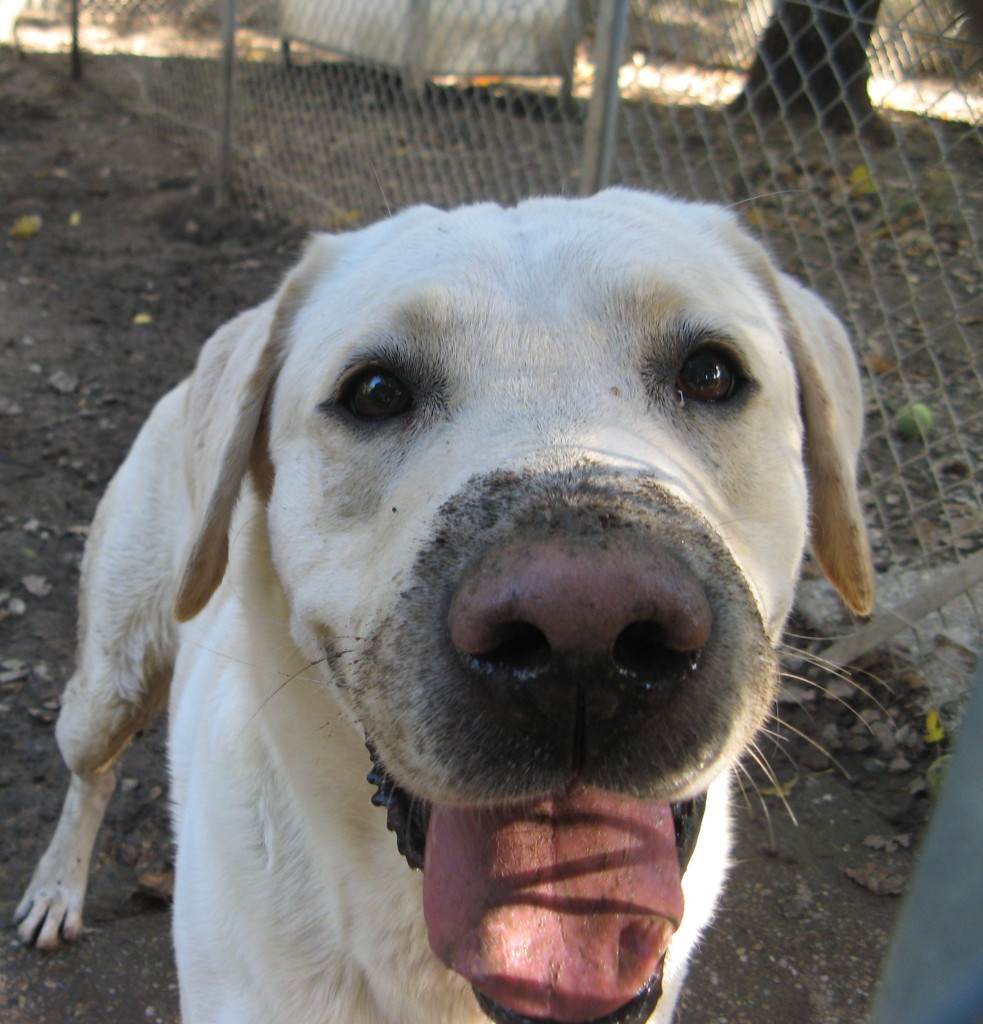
[447,535,712,745]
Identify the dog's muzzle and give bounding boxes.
[348,468,775,1024]
[366,469,776,805]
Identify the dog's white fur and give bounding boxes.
[16,189,873,1024]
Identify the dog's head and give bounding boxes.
[173,190,873,1024]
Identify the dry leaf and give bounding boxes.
[848,165,877,197]
[136,870,175,905]
[22,574,52,598]
[864,354,896,374]
[862,833,912,853]
[761,776,798,798]
[48,369,79,394]
[844,861,906,896]
[923,709,945,745]
[10,214,42,239]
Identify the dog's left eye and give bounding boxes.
[342,368,414,421]
[675,346,742,404]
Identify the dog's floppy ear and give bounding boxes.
[776,275,875,615]
[726,222,875,616]
[174,236,337,622]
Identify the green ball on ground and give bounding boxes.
[894,402,934,439]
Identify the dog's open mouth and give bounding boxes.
[367,743,705,1024]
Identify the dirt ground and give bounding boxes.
[0,46,945,1024]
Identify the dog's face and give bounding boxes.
[175,190,873,1024]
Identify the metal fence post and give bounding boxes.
[215,0,238,210]
[69,0,81,79]
[406,0,433,93]
[579,0,629,196]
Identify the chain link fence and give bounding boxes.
[7,0,983,715]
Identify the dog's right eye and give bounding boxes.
[341,368,414,421]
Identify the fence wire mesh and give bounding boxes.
[9,0,983,714]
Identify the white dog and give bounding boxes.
[16,189,873,1024]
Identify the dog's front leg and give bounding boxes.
[15,766,116,948]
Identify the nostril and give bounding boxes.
[612,621,701,684]
[471,621,551,675]
[613,622,667,675]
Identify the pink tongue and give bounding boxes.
[423,784,683,1023]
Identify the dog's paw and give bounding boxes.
[14,770,117,949]
[14,884,86,949]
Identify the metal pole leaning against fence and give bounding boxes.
[215,0,238,210]
[579,0,629,196]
